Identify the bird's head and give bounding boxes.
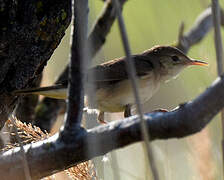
[149,46,208,81]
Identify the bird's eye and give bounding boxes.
[171,56,179,62]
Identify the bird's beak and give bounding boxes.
[188,59,208,66]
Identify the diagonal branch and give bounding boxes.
[176,6,224,53]
[0,74,224,179]
[53,0,127,83]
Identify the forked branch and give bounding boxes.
[0,74,224,179]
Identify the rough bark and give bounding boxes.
[15,74,42,123]
[0,0,72,129]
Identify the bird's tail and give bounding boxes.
[13,84,67,99]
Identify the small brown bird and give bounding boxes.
[14,46,208,122]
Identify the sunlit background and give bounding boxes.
[43,0,224,179]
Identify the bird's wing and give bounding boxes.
[89,54,154,89]
[13,54,154,96]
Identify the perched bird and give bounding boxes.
[14,46,208,123]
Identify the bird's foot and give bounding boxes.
[83,107,106,124]
[83,107,98,114]
[98,111,107,124]
[124,104,132,118]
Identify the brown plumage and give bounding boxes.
[14,46,208,122]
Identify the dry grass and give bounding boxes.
[66,161,98,180]
[1,118,98,180]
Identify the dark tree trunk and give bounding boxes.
[0,0,71,129]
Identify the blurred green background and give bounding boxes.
[43,0,224,179]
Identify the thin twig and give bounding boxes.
[62,0,89,133]
[111,0,159,179]
[212,1,224,74]
[176,7,219,53]
[211,0,224,176]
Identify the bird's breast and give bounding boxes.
[94,72,160,112]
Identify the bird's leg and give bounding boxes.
[98,111,106,124]
[124,104,132,118]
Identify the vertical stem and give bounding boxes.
[212,0,224,74]
[111,0,160,179]
[211,0,224,176]
[63,0,89,133]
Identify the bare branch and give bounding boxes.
[211,0,224,175]
[53,0,127,84]
[61,0,89,132]
[1,75,224,179]
[176,6,224,53]
[212,0,224,75]
[88,0,126,58]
